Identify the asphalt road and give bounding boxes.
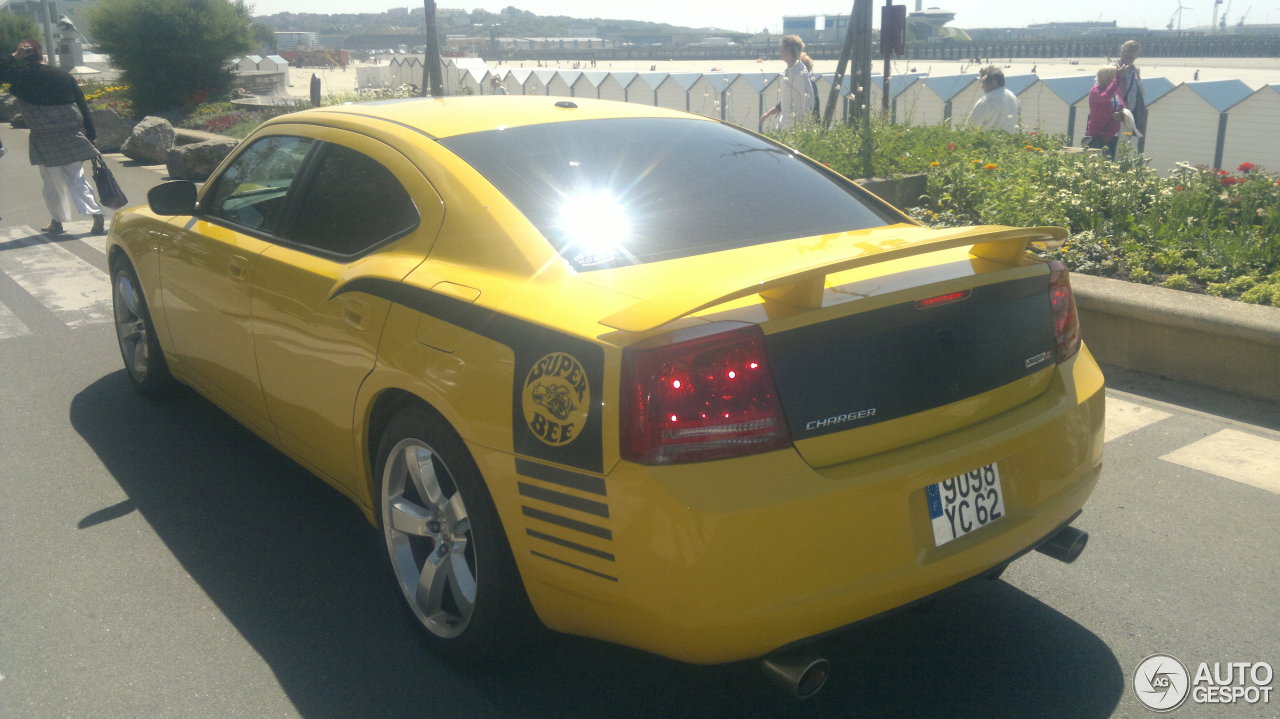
[1,123,1277,718]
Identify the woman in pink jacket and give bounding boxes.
[1086,66,1124,159]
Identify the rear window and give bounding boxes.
[439,117,895,271]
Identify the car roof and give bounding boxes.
[270,95,709,140]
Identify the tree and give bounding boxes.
[86,0,252,116]
[0,11,41,56]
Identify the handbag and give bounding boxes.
[91,155,129,209]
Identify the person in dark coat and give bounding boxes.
[0,39,105,235]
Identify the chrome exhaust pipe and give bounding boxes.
[1035,524,1089,564]
[761,652,831,699]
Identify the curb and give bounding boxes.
[1071,274,1280,404]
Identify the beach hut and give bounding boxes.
[1033,76,1096,144]
[545,69,580,97]
[458,67,486,96]
[1220,85,1280,173]
[598,71,636,103]
[235,55,263,73]
[866,73,923,124]
[688,73,738,119]
[895,74,977,126]
[1144,79,1254,173]
[260,55,289,74]
[723,73,777,129]
[629,73,668,106]
[654,73,702,112]
[525,69,556,96]
[571,71,610,99]
[503,68,533,95]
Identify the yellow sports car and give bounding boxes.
[108,96,1103,695]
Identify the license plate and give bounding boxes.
[925,463,1005,547]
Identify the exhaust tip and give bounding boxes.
[1035,524,1089,564]
[762,653,830,700]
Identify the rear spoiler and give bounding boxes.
[599,225,1067,333]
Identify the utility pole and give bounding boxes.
[422,0,444,96]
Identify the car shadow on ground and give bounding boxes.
[71,371,1123,719]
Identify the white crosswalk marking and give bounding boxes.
[0,229,110,328]
[1160,429,1280,495]
[1104,397,1172,442]
[0,299,32,340]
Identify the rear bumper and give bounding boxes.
[489,345,1105,664]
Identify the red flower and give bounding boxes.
[1174,185,1185,191]
[1217,169,1230,175]
[1221,176,1241,186]
[946,142,957,151]
[1238,162,1256,172]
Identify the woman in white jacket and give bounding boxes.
[760,35,814,130]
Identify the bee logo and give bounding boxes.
[522,352,590,446]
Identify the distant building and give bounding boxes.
[275,32,320,51]
[781,15,850,43]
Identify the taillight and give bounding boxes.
[1048,261,1082,362]
[621,325,792,465]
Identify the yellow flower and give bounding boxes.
[983,163,998,171]
[929,161,940,167]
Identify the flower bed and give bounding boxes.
[772,121,1280,306]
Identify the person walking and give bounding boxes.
[1085,66,1124,158]
[1114,40,1147,139]
[966,66,1020,133]
[0,39,105,235]
[759,35,814,131]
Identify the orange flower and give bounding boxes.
[946,142,957,151]
[983,163,997,171]
[929,161,940,167]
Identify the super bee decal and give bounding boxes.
[522,352,590,447]
[335,279,605,472]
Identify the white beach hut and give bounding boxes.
[1034,76,1095,143]
[654,73,702,112]
[1220,84,1280,173]
[1144,79,1255,172]
[723,73,776,129]
[629,73,668,106]
[571,71,610,99]
[689,73,738,119]
[545,69,580,97]
[598,71,636,103]
[503,68,533,95]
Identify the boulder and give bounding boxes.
[89,108,132,153]
[120,115,176,164]
[166,138,240,182]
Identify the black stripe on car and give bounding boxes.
[335,278,605,472]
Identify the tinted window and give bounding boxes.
[288,144,419,257]
[204,135,314,234]
[440,117,894,271]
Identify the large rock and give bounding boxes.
[166,138,240,182]
[89,108,132,153]
[120,115,176,164]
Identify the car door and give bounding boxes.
[248,129,443,491]
[159,134,317,436]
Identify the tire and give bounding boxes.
[374,406,534,663]
[111,258,175,397]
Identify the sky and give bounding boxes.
[245,1,1260,34]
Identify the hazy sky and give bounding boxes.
[246,1,1249,35]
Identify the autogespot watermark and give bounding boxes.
[1133,654,1274,712]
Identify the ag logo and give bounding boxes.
[522,352,589,447]
[1134,654,1191,712]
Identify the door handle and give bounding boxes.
[228,255,248,280]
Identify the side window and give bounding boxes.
[286,144,420,257]
[203,135,314,234]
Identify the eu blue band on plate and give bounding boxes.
[925,484,943,519]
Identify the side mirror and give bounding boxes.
[147,180,198,215]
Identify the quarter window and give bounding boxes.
[287,144,420,257]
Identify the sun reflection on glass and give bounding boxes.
[557,189,631,266]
